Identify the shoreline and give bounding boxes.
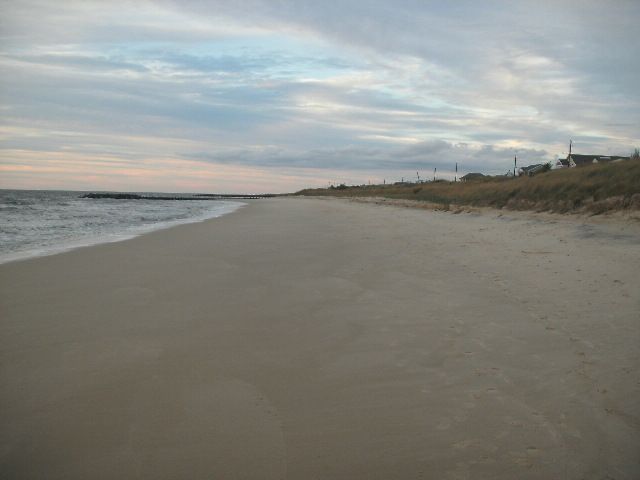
[0,200,247,266]
[1,197,638,478]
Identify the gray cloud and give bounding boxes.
[0,0,638,191]
[186,140,547,177]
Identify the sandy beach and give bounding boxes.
[1,197,638,479]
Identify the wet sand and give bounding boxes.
[1,197,639,479]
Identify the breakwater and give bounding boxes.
[81,193,275,200]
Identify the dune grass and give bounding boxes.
[296,158,640,214]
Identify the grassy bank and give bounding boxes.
[296,159,640,214]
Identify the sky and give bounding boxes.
[1,0,638,193]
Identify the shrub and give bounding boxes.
[296,158,640,213]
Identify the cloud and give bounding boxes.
[0,0,638,192]
[186,140,548,176]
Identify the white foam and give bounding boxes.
[0,197,245,265]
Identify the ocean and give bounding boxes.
[0,189,245,264]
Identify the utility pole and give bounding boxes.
[433,167,437,181]
[514,154,517,177]
[455,162,458,182]
[569,139,572,166]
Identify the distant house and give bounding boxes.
[555,154,630,168]
[518,163,549,176]
[460,173,485,182]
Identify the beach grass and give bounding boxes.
[296,158,640,214]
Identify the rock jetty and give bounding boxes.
[81,193,274,200]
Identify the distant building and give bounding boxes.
[555,154,630,168]
[460,173,485,182]
[518,163,548,176]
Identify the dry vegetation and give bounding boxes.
[296,158,640,214]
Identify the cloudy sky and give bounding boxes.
[1,0,638,192]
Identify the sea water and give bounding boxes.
[0,189,245,264]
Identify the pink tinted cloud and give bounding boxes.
[0,150,332,193]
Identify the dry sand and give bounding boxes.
[1,197,639,479]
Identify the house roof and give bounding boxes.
[520,163,545,172]
[460,172,485,180]
[562,154,631,166]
